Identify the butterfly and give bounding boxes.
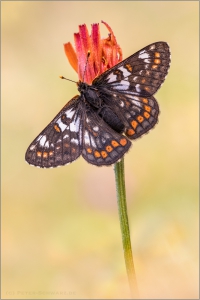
[25,42,170,167]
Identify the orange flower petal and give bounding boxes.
[64,42,78,73]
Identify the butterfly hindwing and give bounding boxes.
[121,95,159,139]
[101,90,159,139]
[81,107,131,166]
[25,96,83,168]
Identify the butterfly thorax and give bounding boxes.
[78,81,101,108]
[77,80,124,133]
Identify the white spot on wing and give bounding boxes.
[68,116,80,133]
[59,122,67,132]
[65,108,75,119]
[149,44,155,50]
[125,94,142,108]
[57,118,68,132]
[125,112,131,118]
[130,95,139,101]
[39,135,47,146]
[132,99,142,107]
[45,141,49,148]
[107,73,117,83]
[63,134,69,139]
[84,131,90,145]
[135,84,141,92]
[90,136,96,147]
[30,145,36,150]
[138,52,150,59]
[118,66,131,77]
[70,122,79,132]
[71,138,79,145]
[84,131,96,147]
[36,135,42,141]
[112,80,130,91]
[93,126,99,132]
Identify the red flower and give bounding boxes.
[64,21,122,84]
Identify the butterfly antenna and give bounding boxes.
[82,51,90,82]
[59,76,77,84]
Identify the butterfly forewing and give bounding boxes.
[25,96,83,168]
[94,42,170,97]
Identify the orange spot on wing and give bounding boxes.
[145,87,150,92]
[154,59,161,64]
[152,65,158,69]
[101,151,108,158]
[131,120,138,129]
[111,140,119,147]
[125,64,133,72]
[94,151,101,158]
[49,151,54,156]
[54,124,61,132]
[141,78,146,83]
[37,151,42,157]
[144,105,151,112]
[155,52,160,58]
[93,131,98,137]
[87,147,92,153]
[127,129,135,136]
[71,148,76,153]
[144,112,150,119]
[125,100,131,107]
[120,138,127,146]
[142,98,148,103]
[43,152,48,158]
[137,115,144,123]
[106,145,113,152]
[114,69,121,75]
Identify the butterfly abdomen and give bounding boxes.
[99,106,124,133]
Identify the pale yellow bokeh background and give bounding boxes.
[2,1,199,299]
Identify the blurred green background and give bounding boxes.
[2,1,198,299]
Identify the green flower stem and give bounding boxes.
[114,157,139,299]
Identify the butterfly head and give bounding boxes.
[77,80,87,93]
[77,81,101,108]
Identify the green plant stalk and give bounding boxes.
[114,157,139,298]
